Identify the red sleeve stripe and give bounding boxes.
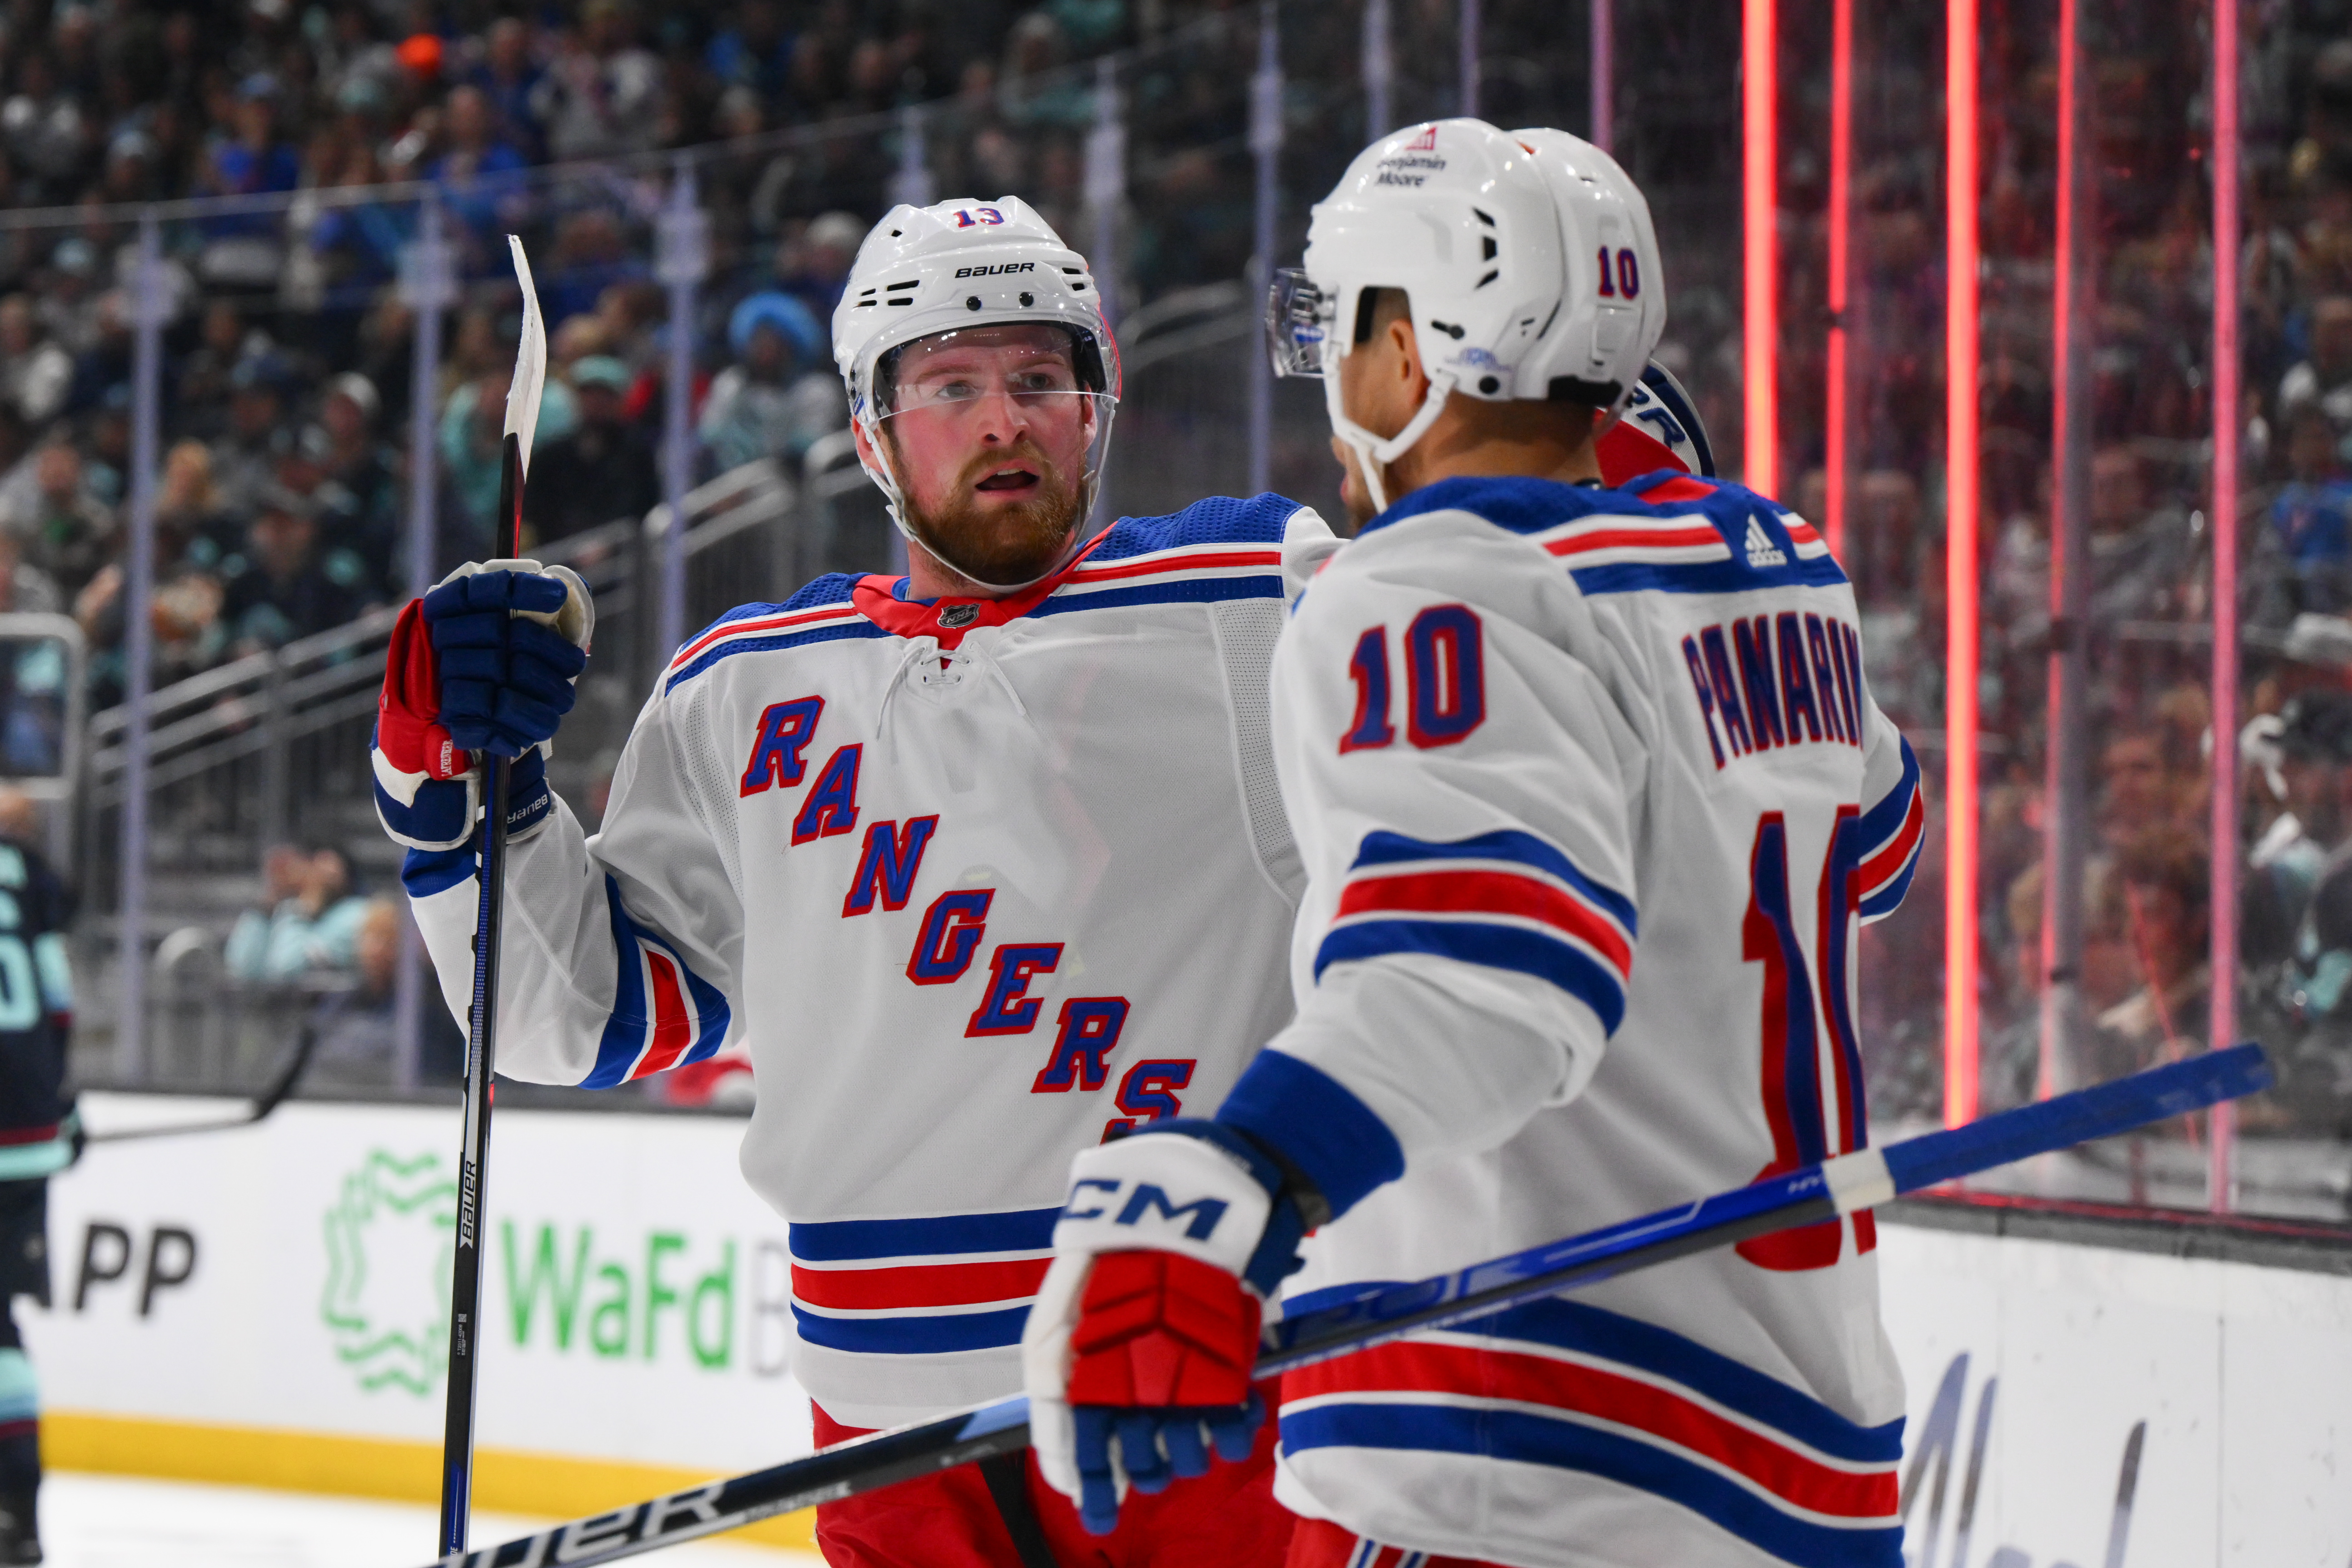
[1545,526,1730,558]
[1334,868,1633,978]
[1858,787,1924,896]
[625,947,699,1080]
[1282,1339,1897,1523]
[790,1256,1051,1311]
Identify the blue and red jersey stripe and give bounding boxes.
[1316,829,1637,1035]
[1856,738,1923,921]
[1277,1289,1902,1568]
[786,1205,1061,1356]
[583,876,731,1088]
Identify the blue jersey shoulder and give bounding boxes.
[1360,474,1845,596]
[1090,492,1303,561]
[1366,473,1782,536]
[663,572,874,692]
[693,572,862,638]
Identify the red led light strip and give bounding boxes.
[1825,0,1852,560]
[1944,0,1981,1129]
[1742,0,1776,496]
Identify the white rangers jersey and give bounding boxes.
[381,494,1336,1426]
[1221,472,1922,1568]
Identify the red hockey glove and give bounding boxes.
[1023,1121,1316,1535]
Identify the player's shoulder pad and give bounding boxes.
[1360,473,1840,597]
[713,572,864,624]
[661,572,868,692]
[1364,472,1753,536]
[1094,492,1310,560]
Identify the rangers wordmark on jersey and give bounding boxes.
[376,493,1337,1428]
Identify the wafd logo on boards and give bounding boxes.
[318,1146,756,1395]
[321,1149,457,1395]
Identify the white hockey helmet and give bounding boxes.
[1267,119,1565,514]
[1508,127,1667,424]
[832,196,1121,587]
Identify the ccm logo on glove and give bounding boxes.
[1062,1179,1230,1242]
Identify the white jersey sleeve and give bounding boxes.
[1253,520,1647,1170]
[396,676,743,1087]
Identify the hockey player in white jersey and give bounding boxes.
[372,197,1337,1567]
[1022,123,1923,1568]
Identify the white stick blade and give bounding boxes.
[505,235,548,474]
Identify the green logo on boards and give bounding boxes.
[321,1149,457,1396]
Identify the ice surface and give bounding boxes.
[32,1472,823,1567]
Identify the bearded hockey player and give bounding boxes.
[373,198,1334,1567]
[1023,123,1923,1568]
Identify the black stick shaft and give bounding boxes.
[439,431,526,1555]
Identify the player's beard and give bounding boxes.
[897,436,1086,588]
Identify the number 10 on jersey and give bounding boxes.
[1740,808,1872,1272]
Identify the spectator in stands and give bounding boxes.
[219,488,362,656]
[2269,403,2352,614]
[543,208,646,325]
[2098,732,2184,849]
[36,239,100,359]
[708,1,796,105]
[432,86,528,267]
[72,438,230,705]
[2282,294,2352,428]
[313,375,400,594]
[0,299,69,429]
[198,73,300,235]
[776,210,865,316]
[175,302,262,445]
[2088,444,2194,621]
[212,353,297,518]
[524,356,658,545]
[308,898,466,1086]
[470,18,546,163]
[698,291,842,472]
[4,443,110,599]
[2242,693,2352,971]
[1,50,89,202]
[226,843,372,982]
[437,370,514,561]
[2096,827,2212,1078]
[0,533,60,620]
[533,0,663,162]
[154,440,234,567]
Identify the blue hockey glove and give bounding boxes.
[423,562,592,759]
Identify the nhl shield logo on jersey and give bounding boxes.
[939,603,980,629]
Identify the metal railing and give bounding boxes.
[74,457,917,1088]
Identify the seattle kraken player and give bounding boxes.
[0,792,79,1565]
[1023,124,1923,1568]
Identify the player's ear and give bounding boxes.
[1388,314,1429,400]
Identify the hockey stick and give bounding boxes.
[438,234,548,1559]
[84,1021,321,1144]
[410,1041,2271,1568]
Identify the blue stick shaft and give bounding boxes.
[420,1044,2270,1568]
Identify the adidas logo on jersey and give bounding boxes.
[1743,517,1787,568]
